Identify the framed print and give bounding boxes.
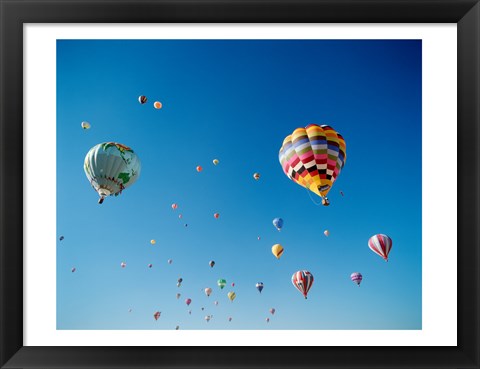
[0,1,479,368]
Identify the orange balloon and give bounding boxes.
[196,166,203,172]
[154,101,162,109]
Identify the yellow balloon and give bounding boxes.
[213,159,219,165]
[271,244,284,259]
[227,291,236,302]
[150,239,156,245]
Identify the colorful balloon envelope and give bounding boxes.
[350,272,363,286]
[175,326,180,330]
[148,263,153,268]
[185,298,192,306]
[176,293,181,299]
[196,166,203,172]
[213,213,220,219]
[213,159,219,165]
[227,291,236,302]
[71,267,76,273]
[256,282,264,293]
[59,236,64,241]
[228,317,232,322]
[168,259,173,264]
[81,121,91,130]
[172,203,178,210]
[217,279,227,289]
[279,124,346,206]
[84,142,141,204]
[205,315,212,322]
[138,95,147,104]
[154,101,162,109]
[253,172,260,180]
[291,270,314,299]
[178,277,183,284]
[150,239,156,245]
[368,234,392,261]
[272,217,283,231]
[209,260,215,268]
[272,244,284,259]
[120,262,126,268]
[154,311,161,320]
[214,301,219,306]
[266,318,270,323]
[324,230,330,237]
[269,308,275,315]
[204,287,212,297]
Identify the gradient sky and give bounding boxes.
[56,39,422,330]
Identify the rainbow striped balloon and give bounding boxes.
[279,124,346,206]
[291,270,314,299]
[368,234,392,261]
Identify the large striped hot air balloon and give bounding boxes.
[84,142,141,204]
[279,124,346,206]
[291,270,314,299]
[368,234,392,262]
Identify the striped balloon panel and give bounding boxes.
[279,124,346,198]
[84,142,141,197]
[368,234,392,260]
[291,270,314,298]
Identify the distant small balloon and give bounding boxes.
[213,213,220,219]
[176,293,181,299]
[269,308,275,315]
[148,263,153,268]
[179,214,183,219]
[121,262,126,268]
[138,95,147,104]
[350,272,363,286]
[204,287,212,297]
[324,230,330,237]
[209,260,215,268]
[231,282,235,287]
[71,267,76,273]
[266,318,270,323]
[59,236,64,241]
[81,121,90,130]
[154,101,162,109]
[257,236,261,240]
[128,309,132,313]
[271,244,284,259]
[228,317,232,322]
[213,159,219,165]
[227,291,236,302]
[185,298,192,306]
[175,325,180,330]
[253,172,260,180]
[188,310,192,314]
[168,259,173,264]
[172,203,178,210]
[196,166,203,172]
[184,224,188,227]
[214,301,219,306]
[150,239,156,245]
[154,311,161,321]
[340,191,344,196]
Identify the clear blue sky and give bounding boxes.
[56,39,422,330]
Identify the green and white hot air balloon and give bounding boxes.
[84,142,141,204]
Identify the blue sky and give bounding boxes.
[56,39,421,330]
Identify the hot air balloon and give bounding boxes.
[184,224,188,227]
[175,325,180,330]
[217,279,226,289]
[71,267,76,273]
[178,277,183,284]
[266,318,270,323]
[213,213,220,219]
[227,291,236,302]
[279,124,346,206]
[368,234,392,261]
[81,121,90,130]
[205,315,212,322]
[154,101,162,109]
[150,239,156,245]
[84,142,141,204]
[185,298,192,306]
[214,301,219,306]
[172,203,178,210]
[204,287,212,297]
[209,260,215,268]
[340,191,344,196]
[201,307,205,311]
[273,218,283,231]
[257,236,261,240]
[272,244,284,259]
[228,317,232,322]
[168,259,173,264]
[138,95,147,104]
[59,236,64,241]
[176,293,181,299]
[350,272,363,286]
[188,310,192,314]
[148,263,153,268]
[269,308,275,315]
[196,166,203,172]
[253,173,260,180]
[231,282,235,287]
[256,282,264,293]
[154,311,161,320]
[213,159,219,165]
[324,230,330,237]
[120,262,126,268]
[291,270,314,299]
[128,309,132,313]
[179,214,183,219]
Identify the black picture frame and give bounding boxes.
[1,1,478,368]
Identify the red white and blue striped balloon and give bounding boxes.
[350,272,363,286]
[368,234,392,261]
[291,270,314,299]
